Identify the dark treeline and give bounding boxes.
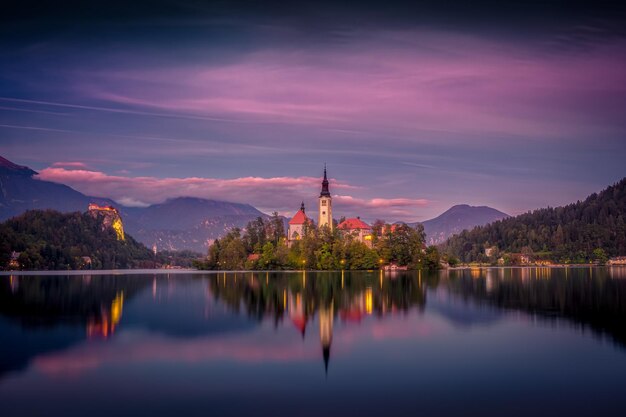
[443,178,626,264]
[208,271,428,323]
[195,213,442,270]
[0,210,156,270]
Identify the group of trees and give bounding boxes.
[195,214,442,270]
[0,210,156,270]
[443,178,626,264]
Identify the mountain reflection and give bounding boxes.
[1,267,626,379]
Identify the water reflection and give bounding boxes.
[2,268,626,416]
[1,267,625,380]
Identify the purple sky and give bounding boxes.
[1,1,625,221]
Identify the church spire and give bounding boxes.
[320,164,331,197]
[300,201,305,212]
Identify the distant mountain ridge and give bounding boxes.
[2,155,506,252]
[409,204,509,245]
[0,156,270,252]
[1,156,116,218]
[123,197,269,252]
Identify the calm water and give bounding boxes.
[1,267,626,416]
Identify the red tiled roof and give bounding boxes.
[289,209,309,225]
[338,217,371,230]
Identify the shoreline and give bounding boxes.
[2,264,625,276]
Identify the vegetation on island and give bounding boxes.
[442,178,626,264]
[194,212,443,270]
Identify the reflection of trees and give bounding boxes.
[208,270,428,372]
[0,274,149,328]
[208,270,427,326]
[0,274,151,377]
[441,267,626,347]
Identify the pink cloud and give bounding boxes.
[74,30,626,140]
[32,309,444,377]
[36,167,429,220]
[334,195,430,219]
[51,161,89,169]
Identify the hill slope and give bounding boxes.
[443,178,626,263]
[123,197,270,252]
[0,209,155,270]
[0,156,271,252]
[410,204,509,244]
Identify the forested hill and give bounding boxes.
[443,178,626,263]
[0,210,155,270]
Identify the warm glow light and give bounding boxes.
[112,217,125,241]
[110,291,124,328]
[365,287,373,314]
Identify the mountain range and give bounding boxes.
[0,156,268,252]
[409,204,509,245]
[1,155,507,251]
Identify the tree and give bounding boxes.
[593,248,608,265]
[424,246,441,270]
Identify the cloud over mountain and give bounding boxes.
[37,166,431,221]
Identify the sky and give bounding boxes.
[1,0,625,222]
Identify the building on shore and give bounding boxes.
[608,256,626,265]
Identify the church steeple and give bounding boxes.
[320,164,331,197]
[318,165,333,230]
[300,201,305,213]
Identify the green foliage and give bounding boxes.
[593,248,608,265]
[1,210,155,270]
[197,216,432,271]
[423,246,441,270]
[443,178,626,263]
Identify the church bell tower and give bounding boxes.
[318,166,333,230]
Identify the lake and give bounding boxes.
[1,267,626,416]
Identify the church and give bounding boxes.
[287,167,373,246]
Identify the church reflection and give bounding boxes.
[208,270,428,371]
[1,267,626,378]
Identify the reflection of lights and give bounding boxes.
[110,291,124,326]
[365,287,373,314]
[9,275,19,293]
[87,291,124,339]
